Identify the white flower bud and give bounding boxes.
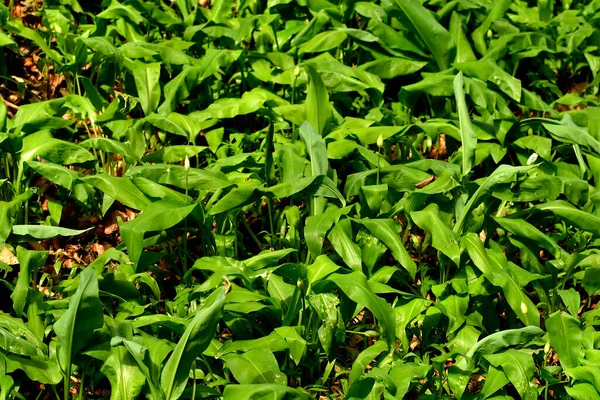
[527,153,538,165]
[184,156,190,171]
[377,134,384,149]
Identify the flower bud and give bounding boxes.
[377,134,384,149]
[184,156,190,171]
[527,153,538,165]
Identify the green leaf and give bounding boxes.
[471,0,511,55]
[454,165,535,234]
[456,59,522,102]
[437,295,469,334]
[101,345,146,400]
[54,268,104,380]
[120,200,198,265]
[454,71,477,176]
[546,311,583,369]
[480,365,509,400]
[355,218,416,279]
[126,164,232,192]
[392,0,455,70]
[222,384,310,400]
[11,247,47,317]
[357,57,427,79]
[460,326,544,369]
[161,286,226,400]
[558,288,581,318]
[533,200,600,236]
[463,233,540,327]
[307,255,340,291]
[304,66,330,138]
[222,348,287,385]
[20,132,95,165]
[329,271,396,348]
[329,218,362,272]
[81,174,150,211]
[566,383,600,400]
[132,61,161,116]
[300,30,347,54]
[304,206,351,259]
[11,225,92,241]
[4,354,61,384]
[79,137,140,163]
[485,349,537,400]
[142,145,208,164]
[411,204,460,266]
[210,0,235,23]
[492,216,564,258]
[349,340,388,384]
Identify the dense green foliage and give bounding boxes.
[1,0,600,398]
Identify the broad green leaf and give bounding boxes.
[222,384,310,400]
[304,66,330,138]
[81,174,150,211]
[79,137,140,163]
[411,204,460,266]
[392,0,455,70]
[142,145,208,164]
[304,205,351,259]
[307,255,340,290]
[0,192,32,248]
[454,165,535,234]
[349,340,388,384]
[471,0,511,55]
[454,72,477,176]
[357,57,427,79]
[329,271,396,348]
[210,0,235,23]
[456,59,522,102]
[120,200,198,265]
[101,345,146,400]
[161,287,226,400]
[437,295,469,334]
[328,218,362,272]
[244,248,296,270]
[54,268,104,380]
[533,200,600,236]
[11,225,92,241]
[546,311,583,369]
[463,233,540,327]
[132,61,161,116]
[21,132,95,165]
[0,327,38,356]
[485,349,537,400]
[355,219,416,279]
[565,383,600,400]
[126,164,232,192]
[300,30,347,54]
[4,354,61,384]
[565,366,600,390]
[558,288,581,318]
[460,326,544,369]
[492,216,564,258]
[222,348,287,385]
[480,365,509,400]
[449,12,476,63]
[11,247,47,317]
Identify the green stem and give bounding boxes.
[191,361,197,400]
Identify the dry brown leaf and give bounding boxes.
[0,247,19,265]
